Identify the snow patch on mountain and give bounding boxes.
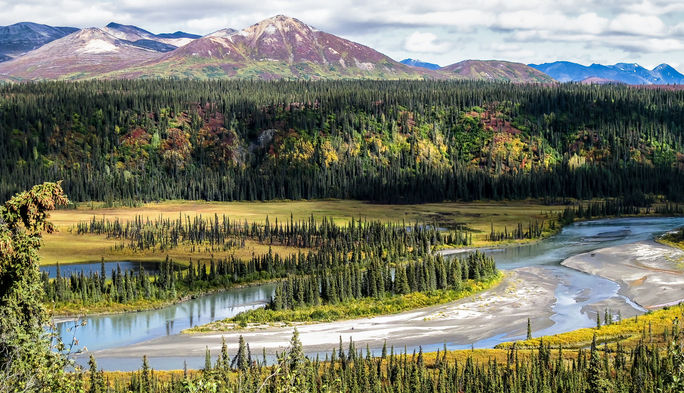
[264,25,277,35]
[78,39,118,54]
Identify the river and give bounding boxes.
[45,216,684,371]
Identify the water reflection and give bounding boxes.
[55,284,276,352]
[41,261,161,278]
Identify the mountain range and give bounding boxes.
[0,16,681,84]
[529,61,684,84]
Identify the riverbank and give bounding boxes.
[185,272,504,332]
[91,267,558,359]
[562,240,684,309]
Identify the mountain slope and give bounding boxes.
[0,22,78,61]
[651,64,684,84]
[114,15,430,80]
[157,31,201,39]
[530,62,684,84]
[0,28,163,80]
[400,58,441,70]
[441,60,555,83]
[104,22,198,48]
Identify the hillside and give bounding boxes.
[1,80,683,204]
[441,60,556,83]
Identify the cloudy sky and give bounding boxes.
[2,0,684,70]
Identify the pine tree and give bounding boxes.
[140,355,152,393]
[220,337,229,371]
[587,333,611,393]
[88,354,104,393]
[232,335,248,371]
[288,328,305,372]
[204,346,212,372]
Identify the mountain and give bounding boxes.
[651,64,684,84]
[156,31,201,39]
[115,15,429,80]
[128,39,177,52]
[529,62,684,84]
[400,58,441,70]
[440,60,555,83]
[103,22,198,48]
[580,76,622,85]
[0,22,78,61]
[0,28,163,80]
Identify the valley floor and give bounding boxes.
[39,199,564,265]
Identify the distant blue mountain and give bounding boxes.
[400,58,441,70]
[0,22,78,61]
[529,61,684,84]
[130,39,178,53]
[157,31,201,39]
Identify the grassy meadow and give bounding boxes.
[497,304,684,350]
[40,199,567,266]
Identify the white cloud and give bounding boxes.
[0,0,683,71]
[608,13,667,36]
[404,31,451,53]
[623,0,684,15]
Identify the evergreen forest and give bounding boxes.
[2,80,684,203]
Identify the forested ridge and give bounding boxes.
[2,80,684,203]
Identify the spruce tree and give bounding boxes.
[527,318,532,340]
[232,335,248,371]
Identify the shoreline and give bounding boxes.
[49,279,278,318]
[91,266,559,359]
[561,240,684,309]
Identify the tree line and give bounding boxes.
[45,214,459,306]
[90,322,684,393]
[558,197,684,225]
[270,252,496,311]
[75,214,466,252]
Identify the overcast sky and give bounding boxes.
[2,0,684,70]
